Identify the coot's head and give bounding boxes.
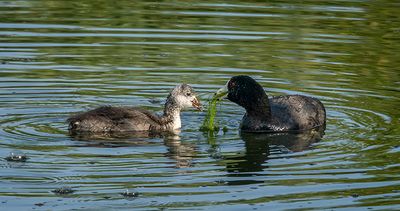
[215,75,268,110]
[169,84,202,110]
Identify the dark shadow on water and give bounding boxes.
[214,126,325,185]
[163,137,197,168]
[68,130,172,147]
[68,130,197,168]
[68,125,324,179]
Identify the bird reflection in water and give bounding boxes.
[223,126,325,175]
[163,136,197,168]
[68,130,196,168]
[69,126,324,173]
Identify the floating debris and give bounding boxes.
[208,147,223,159]
[5,151,28,162]
[34,202,45,207]
[52,187,75,195]
[210,152,223,160]
[120,189,139,198]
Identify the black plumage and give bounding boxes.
[219,75,326,132]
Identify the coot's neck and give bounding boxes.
[244,92,271,119]
[162,98,181,130]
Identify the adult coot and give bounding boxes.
[215,76,326,132]
[68,84,201,133]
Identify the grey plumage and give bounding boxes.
[241,95,326,132]
[67,84,201,133]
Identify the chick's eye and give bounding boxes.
[185,92,192,96]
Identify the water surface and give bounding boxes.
[1,0,400,210]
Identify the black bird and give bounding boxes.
[215,75,326,132]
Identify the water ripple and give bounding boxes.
[0,0,399,210]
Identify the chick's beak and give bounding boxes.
[191,96,202,111]
[214,83,228,100]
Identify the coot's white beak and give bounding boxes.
[215,82,228,100]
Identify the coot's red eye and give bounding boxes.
[228,80,235,89]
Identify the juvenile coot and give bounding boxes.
[215,75,326,132]
[68,84,201,133]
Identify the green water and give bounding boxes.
[0,0,400,210]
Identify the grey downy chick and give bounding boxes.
[67,84,201,133]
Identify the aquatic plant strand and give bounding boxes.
[200,95,220,131]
